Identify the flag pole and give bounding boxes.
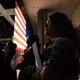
[32,42,42,72]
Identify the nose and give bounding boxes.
[44,23,48,31]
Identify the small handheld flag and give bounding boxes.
[10,51,24,70]
[32,42,42,72]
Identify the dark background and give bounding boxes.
[0,0,15,38]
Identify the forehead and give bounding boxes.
[45,18,51,27]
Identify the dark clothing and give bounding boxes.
[24,47,36,66]
[6,49,17,80]
[38,37,79,80]
[0,50,8,80]
[18,47,36,80]
[42,41,53,64]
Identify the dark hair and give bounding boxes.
[27,34,39,46]
[49,12,75,40]
[49,12,71,26]
[49,12,80,55]
[6,41,17,49]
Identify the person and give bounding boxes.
[18,33,42,80]
[5,41,17,80]
[0,42,8,80]
[35,12,79,80]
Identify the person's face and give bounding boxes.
[44,18,54,35]
[44,18,52,35]
[44,18,59,39]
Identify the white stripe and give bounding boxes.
[14,22,26,40]
[15,16,26,35]
[17,6,26,25]
[15,8,26,30]
[13,4,27,52]
[13,40,26,50]
[14,31,27,46]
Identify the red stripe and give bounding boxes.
[15,12,25,33]
[16,6,26,24]
[13,3,27,54]
[16,5,26,24]
[16,47,24,54]
[13,36,26,48]
[15,21,26,38]
[16,6,26,30]
[14,29,26,42]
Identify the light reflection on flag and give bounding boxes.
[13,2,28,54]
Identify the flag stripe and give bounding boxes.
[14,28,26,42]
[16,6,26,30]
[13,39,26,50]
[13,3,27,53]
[15,21,26,40]
[15,12,26,35]
[13,36,26,48]
[13,32,26,46]
[16,6,26,25]
[16,47,25,54]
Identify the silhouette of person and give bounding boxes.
[0,42,8,80]
[18,33,41,80]
[36,12,79,80]
[5,41,17,80]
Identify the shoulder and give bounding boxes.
[51,37,75,57]
[53,37,74,48]
[47,37,75,66]
[55,37,73,43]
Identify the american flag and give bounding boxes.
[10,51,24,70]
[13,2,28,54]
